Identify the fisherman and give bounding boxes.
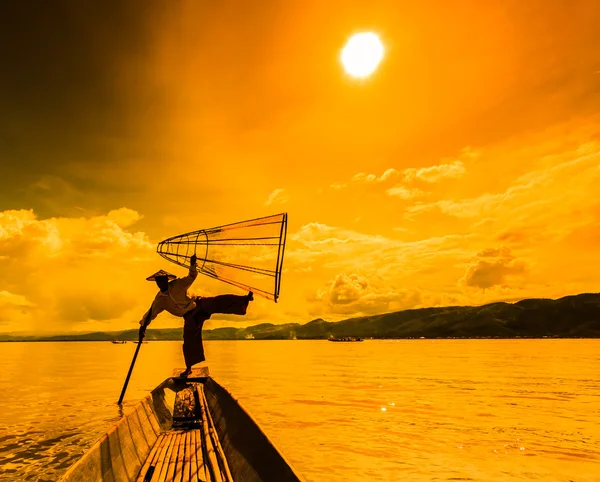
[139,254,253,378]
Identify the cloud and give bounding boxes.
[331,151,470,192]
[351,168,400,184]
[460,247,526,289]
[0,291,34,308]
[0,210,37,240]
[0,291,36,323]
[0,208,156,332]
[290,223,390,258]
[312,272,415,315]
[326,272,369,304]
[286,222,477,310]
[289,222,474,270]
[265,188,289,206]
[308,271,463,317]
[352,173,377,183]
[386,186,426,199]
[405,141,600,221]
[106,208,143,228]
[379,168,400,181]
[330,168,400,189]
[406,193,500,218]
[403,160,466,183]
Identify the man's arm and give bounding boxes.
[178,253,198,289]
[139,299,164,327]
[138,299,164,340]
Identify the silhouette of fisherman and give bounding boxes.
[139,254,253,378]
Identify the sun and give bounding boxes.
[341,32,384,78]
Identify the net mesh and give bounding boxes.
[157,213,287,302]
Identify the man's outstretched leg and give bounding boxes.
[196,292,253,316]
[179,292,252,377]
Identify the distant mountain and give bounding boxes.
[1,293,599,341]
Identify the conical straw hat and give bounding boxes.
[146,270,177,281]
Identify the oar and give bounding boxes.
[117,307,152,405]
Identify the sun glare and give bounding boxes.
[341,32,384,78]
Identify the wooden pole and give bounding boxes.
[118,306,152,405]
[117,337,143,405]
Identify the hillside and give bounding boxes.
[1,293,599,341]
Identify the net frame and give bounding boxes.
[157,213,288,302]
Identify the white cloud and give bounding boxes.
[309,272,461,317]
[460,247,527,289]
[329,168,401,189]
[379,168,400,181]
[0,210,37,240]
[405,142,600,220]
[0,291,36,323]
[403,160,466,183]
[352,172,377,183]
[0,291,34,307]
[332,150,470,193]
[287,222,475,280]
[325,272,369,304]
[265,188,289,206]
[0,208,156,332]
[351,168,400,183]
[106,208,143,227]
[386,186,427,199]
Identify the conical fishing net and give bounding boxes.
[157,213,287,302]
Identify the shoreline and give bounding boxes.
[1,336,599,342]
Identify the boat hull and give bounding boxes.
[204,377,303,482]
[59,368,305,482]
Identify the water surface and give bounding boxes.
[0,340,598,481]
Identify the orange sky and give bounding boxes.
[1,0,600,333]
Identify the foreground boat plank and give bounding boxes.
[191,429,204,482]
[200,384,234,482]
[60,367,306,482]
[182,431,191,482]
[154,432,174,481]
[135,431,163,482]
[165,431,181,481]
[134,429,208,482]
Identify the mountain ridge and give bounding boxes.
[1,292,599,341]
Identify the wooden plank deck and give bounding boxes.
[134,379,233,482]
[60,370,306,482]
[136,429,206,482]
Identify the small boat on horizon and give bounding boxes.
[328,336,363,342]
[111,340,127,344]
[59,366,306,482]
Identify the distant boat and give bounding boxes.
[59,366,306,482]
[244,333,255,340]
[328,336,363,342]
[111,340,127,344]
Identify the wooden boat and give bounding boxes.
[112,340,127,344]
[328,336,363,342]
[59,367,306,482]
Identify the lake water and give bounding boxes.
[0,340,598,481]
